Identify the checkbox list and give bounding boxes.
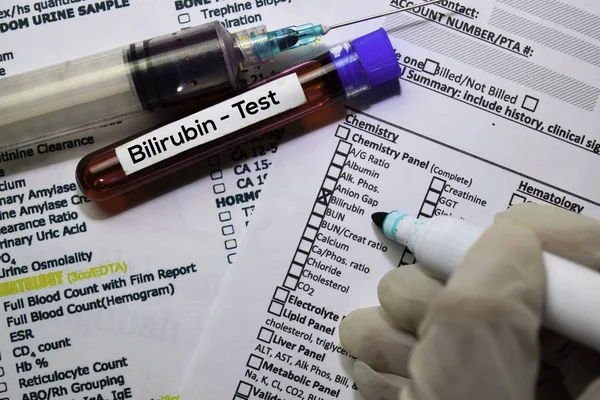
[213,183,226,194]
[219,211,231,222]
[509,193,527,207]
[246,354,263,370]
[178,13,190,24]
[521,95,539,112]
[272,287,290,303]
[222,225,235,236]
[268,301,284,316]
[335,125,350,140]
[422,59,439,75]
[227,253,236,264]
[211,169,223,180]
[257,327,274,344]
[235,381,253,398]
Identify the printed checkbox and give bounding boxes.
[235,381,253,397]
[246,354,264,370]
[509,193,527,206]
[421,202,435,216]
[313,203,326,217]
[0,384,6,393]
[219,211,232,222]
[178,13,191,24]
[423,59,439,75]
[335,125,350,140]
[289,263,303,277]
[0,367,3,377]
[337,141,352,154]
[273,287,289,303]
[221,225,235,236]
[213,183,226,194]
[327,165,342,179]
[426,191,440,203]
[207,155,220,166]
[430,178,446,191]
[257,327,274,343]
[308,215,321,229]
[323,177,336,191]
[210,169,223,180]
[303,226,318,240]
[268,300,284,316]
[522,95,539,112]
[294,252,307,265]
[402,251,416,265]
[298,239,312,253]
[225,239,237,250]
[332,154,346,167]
[227,253,236,264]
[283,275,299,290]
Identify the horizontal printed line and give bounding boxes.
[287,270,302,278]
[516,189,572,210]
[398,63,599,156]
[343,124,396,143]
[390,4,526,57]
[345,107,600,208]
[436,4,475,19]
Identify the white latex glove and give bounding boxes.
[339,204,600,400]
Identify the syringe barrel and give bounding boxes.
[0,21,242,151]
[0,48,142,150]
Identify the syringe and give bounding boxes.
[236,0,443,65]
[0,0,441,151]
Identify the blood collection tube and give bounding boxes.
[76,28,401,201]
[0,21,326,151]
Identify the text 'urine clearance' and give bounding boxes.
[116,74,308,175]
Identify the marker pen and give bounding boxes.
[372,211,600,353]
[76,29,402,201]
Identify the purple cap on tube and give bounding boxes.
[351,28,401,88]
[330,28,401,98]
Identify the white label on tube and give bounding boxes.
[116,74,307,175]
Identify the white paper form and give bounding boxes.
[181,1,600,399]
[0,0,336,399]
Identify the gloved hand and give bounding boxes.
[339,204,600,400]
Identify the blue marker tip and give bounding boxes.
[382,211,408,239]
